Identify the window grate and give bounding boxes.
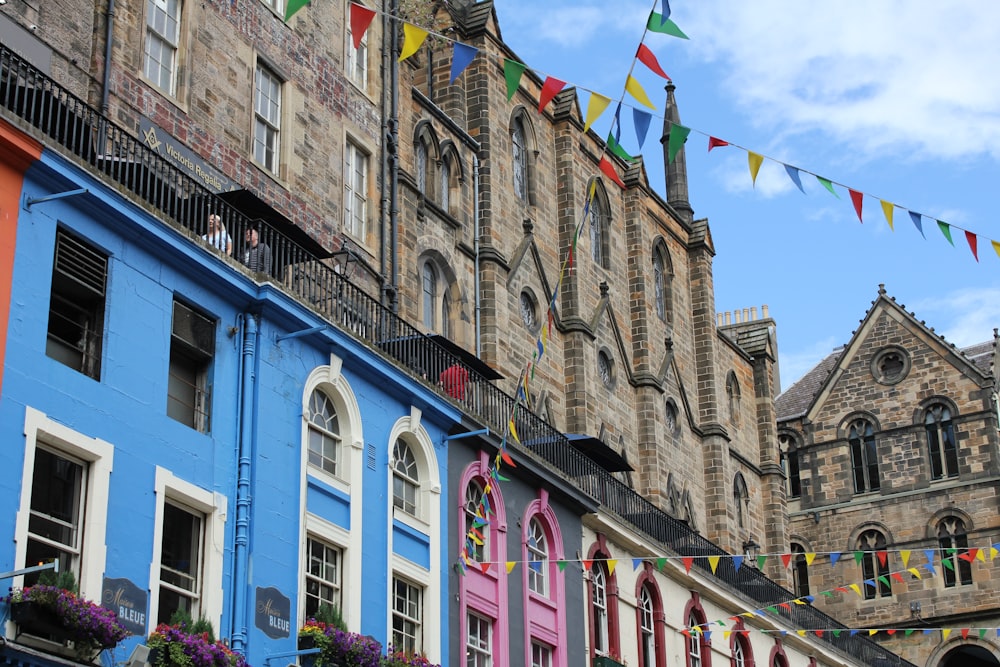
[55,229,107,297]
[367,443,376,471]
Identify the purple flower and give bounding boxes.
[6,585,128,650]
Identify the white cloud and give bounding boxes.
[677,1,1000,161]
[779,335,841,391]
[911,286,1000,348]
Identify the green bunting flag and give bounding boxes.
[647,12,689,39]
[607,133,637,163]
[285,0,310,21]
[817,176,839,198]
[504,60,527,101]
[937,220,955,245]
[667,123,690,163]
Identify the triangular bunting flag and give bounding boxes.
[349,3,376,47]
[876,550,887,567]
[756,554,767,570]
[962,629,971,640]
[607,133,636,163]
[667,123,691,163]
[285,0,310,21]
[450,43,478,84]
[733,555,744,571]
[817,176,839,198]
[925,549,937,565]
[830,552,841,566]
[901,550,911,568]
[978,548,987,562]
[633,108,652,149]
[937,220,955,245]
[599,156,627,189]
[993,241,1000,259]
[500,449,515,466]
[849,189,864,222]
[660,0,671,21]
[708,136,730,152]
[504,561,515,574]
[608,559,618,575]
[557,560,568,572]
[890,572,904,583]
[613,103,622,142]
[636,43,670,79]
[942,628,952,640]
[784,164,805,193]
[582,559,593,570]
[399,23,429,62]
[880,200,894,230]
[538,77,566,113]
[632,558,642,571]
[584,93,611,132]
[708,556,720,573]
[503,60,527,101]
[849,583,862,596]
[656,557,667,571]
[805,552,816,566]
[748,152,764,187]
[965,231,979,261]
[647,12,689,39]
[908,210,926,238]
[869,629,878,637]
[477,562,489,574]
[625,75,656,110]
[780,553,792,569]
[681,557,694,573]
[907,567,921,579]
[877,575,891,588]
[853,551,864,565]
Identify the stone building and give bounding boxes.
[776,285,1000,667]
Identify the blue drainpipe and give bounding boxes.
[231,313,258,653]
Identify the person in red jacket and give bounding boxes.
[440,363,469,400]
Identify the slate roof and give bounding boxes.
[774,347,844,421]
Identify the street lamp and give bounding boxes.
[742,539,760,567]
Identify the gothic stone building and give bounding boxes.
[776,285,1000,667]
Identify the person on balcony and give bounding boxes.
[440,363,469,401]
[202,213,232,255]
[243,222,272,274]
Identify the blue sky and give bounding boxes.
[493,0,1000,390]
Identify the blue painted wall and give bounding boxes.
[0,150,459,667]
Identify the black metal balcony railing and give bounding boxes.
[0,43,912,667]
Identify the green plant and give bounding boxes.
[297,620,381,667]
[311,604,346,631]
[168,609,216,641]
[4,584,128,655]
[147,623,247,667]
[36,569,78,593]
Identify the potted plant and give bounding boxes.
[296,620,381,667]
[379,647,441,667]
[147,619,248,667]
[4,580,129,658]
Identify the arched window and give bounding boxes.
[464,480,487,563]
[730,628,753,667]
[778,434,801,499]
[684,594,710,667]
[726,372,741,425]
[791,543,809,598]
[512,116,528,202]
[925,404,958,479]
[652,243,672,323]
[938,517,972,587]
[857,529,891,599]
[635,573,664,667]
[307,389,341,476]
[587,181,610,269]
[392,438,419,517]
[591,564,609,655]
[848,419,879,493]
[421,262,437,330]
[416,139,429,196]
[733,473,749,530]
[527,517,548,595]
[439,156,451,211]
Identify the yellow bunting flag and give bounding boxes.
[881,200,894,230]
[723,631,731,640]
[748,152,764,187]
[398,23,428,62]
[849,584,862,597]
[900,550,911,568]
[508,420,520,444]
[625,75,656,110]
[907,567,922,579]
[797,630,807,637]
[869,629,878,637]
[608,559,618,575]
[942,629,952,640]
[992,241,1000,259]
[805,552,816,566]
[978,548,987,562]
[708,556,720,573]
[584,93,612,132]
[991,546,999,561]
[506,561,516,574]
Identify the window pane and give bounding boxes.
[159,503,203,623]
[26,448,85,585]
[305,538,341,618]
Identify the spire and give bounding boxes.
[660,82,693,223]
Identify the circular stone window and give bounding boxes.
[597,349,615,389]
[519,290,538,331]
[871,346,910,385]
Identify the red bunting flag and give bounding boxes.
[780,553,792,569]
[599,156,627,189]
[538,76,566,113]
[849,189,864,222]
[958,548,979,562]
[582,559,593,570]
[708,136,729,152]
[480,562,491,574]
[964,231,979,262]
[349,3,376,49]
[876,550,888,567]
[681,557,694,573]
[636,43,670,80]
[500,449,515,467]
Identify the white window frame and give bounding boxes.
[467,611,492,667]
[14,408,112,601]
[144,0,182,96]
[306,387,342,478]
[149,467,226,628]
[527,517,548,596]
[345,2,369,88]
[392,438,420,517]
[300,512,355,629]
[304,532,343,620]
[591,565,608,654]
[261,0,284,16]
[254,62,282,174]
[345,139,370,241]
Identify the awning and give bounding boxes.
[565,433,633,472]
[217,188,331,258]
[379,333,503,382]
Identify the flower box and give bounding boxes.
[10,600,71,641]
[593,656,626,667]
